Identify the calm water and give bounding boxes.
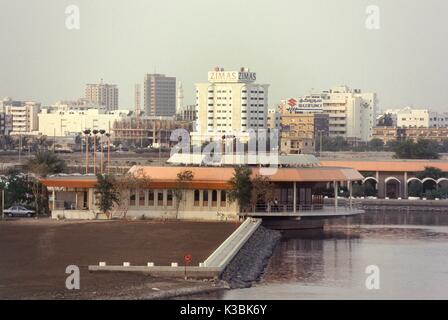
[209,211,448,300]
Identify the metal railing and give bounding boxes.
[52,200,88,211]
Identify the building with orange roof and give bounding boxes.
[41,161,363,221]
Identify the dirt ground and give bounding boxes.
[0,218,237,299]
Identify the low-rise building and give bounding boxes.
[41,157,362,221]
[280,111,329,154]
[112,116,192,148]
[372,126,448,143]
[0,97,40,135]
[38,108,131,137]
[381,107,448,128]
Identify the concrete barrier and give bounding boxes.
[203,218,261,272]
[88,265,221,278]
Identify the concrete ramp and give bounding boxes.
[203,218,261,272]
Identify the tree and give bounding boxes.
[94,174,120,218]
[174,170,194,219]
[112,168,151,219]
[25,151,67,216]
[1,169,34,208]
[26,150,67,177]
[250,174,275,211]
[368,138,384,151]
[416,167,445,180]
[227,167,253,214]
[393,139,440,159]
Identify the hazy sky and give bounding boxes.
[1,0,447,111]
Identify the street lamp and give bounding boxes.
[92,129,99,175]
[105,133,111,174]
[83,129,91,174]
[99,129,106,174]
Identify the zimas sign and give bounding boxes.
[208,71,256,83]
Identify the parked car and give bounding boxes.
[3,206,35,217]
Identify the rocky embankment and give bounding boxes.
[221,226,281,289]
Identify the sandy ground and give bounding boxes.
[0,218,237,299]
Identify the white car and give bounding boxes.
[4,206,35,217]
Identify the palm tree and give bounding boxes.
[26,150,67,217]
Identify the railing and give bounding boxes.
[251,200,362,214]
[52,200,88,211]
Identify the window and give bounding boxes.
[139,190,145,206]
[129,190,136,207]
[194,190,200,206]
[157,191,164,206]
[220,190,227,207]
[203,190,209,207]
[167,190,173,207]
[212,190,218,207]
[148,190,154,206]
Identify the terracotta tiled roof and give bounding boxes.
[320,160,448,172]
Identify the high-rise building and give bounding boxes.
[85,81,119,111]
[281,85,377,141]
[143,74,176,117]
[0,97,40,135]
[192,66,269,144]
[176,81,184,114]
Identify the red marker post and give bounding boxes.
[184,254,192,279]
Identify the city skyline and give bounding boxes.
[1,0,448,111]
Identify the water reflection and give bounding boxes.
[206,211,448,300]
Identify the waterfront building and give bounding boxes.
[38,108,130,137]
[144,74,176,117]
[85,81,119,111]
[280,86,377,142]
[41,154,362,221]
[0,97,40,135]
[192,66,269,145]
[321,160,448,200]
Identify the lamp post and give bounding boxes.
[99,129,106,174]
[83,129,91,174]
[92,129,99,175]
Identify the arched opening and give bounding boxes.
[407,178,423,198]
[361,177,378,197]
[385,177,401,199]
[438,178,448,199]
[422,178,437,194]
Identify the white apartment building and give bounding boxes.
[38,108,131,137]
[0,97,40,135]
[382,107,448,128]
[281,86,377,141]
[192,67,269,144]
